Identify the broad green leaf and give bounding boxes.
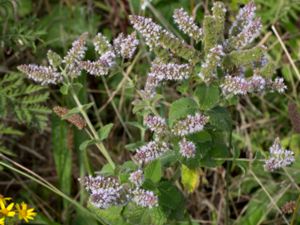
[144,160,162,183]
[169,98,198,126]
[181,164,200,193]
[123,203,167,225]
[207,106,232,131]
[195,84,220,110]
[88,203,128,225]
[158,181,185,219]
[98,123,114,141]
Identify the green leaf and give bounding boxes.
[51,115,72,214]
[123,203,167,225]
[195,84,220,110]
[144,160,162,183]
[169,98,198,126]
[88,203,128,225]
[98,123,114,141]
[158,181,185,219]
[207,106,232,131]
[60,83,70,95]
[79,139,99,151]
[72,82,83,94]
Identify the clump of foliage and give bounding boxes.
[11,1,300,225]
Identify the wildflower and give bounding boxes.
[113,32,139,59]
[80,176,127,209]
[63,33,88,77]
[150,62,191,81]
[264,138,295,171]
[53,106,86,130]
[0,201,15,218]
[142,73,161,98]
[16,202,37,223]
[281,201,296,214]
[230,2,257,35]
[0,195,11,206]
[79,60,110,76]
[199,45,225,82]
[134,141,169,164]
[129,15,162,50]
[221,75,250,96]
[93,33,112,55]
[129,170,144,187]
[172,113,209,137]
[132,189,158,208]
[144,115,167,135]
[17,64,62,85]
[179,138,196,158]
[249,74,266,92]
[231,18,262,49]
[0,217,4,225]
[173,8,203,42]
[269,77,287,93]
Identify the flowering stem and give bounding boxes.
[70,88,116,169]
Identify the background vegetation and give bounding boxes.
[1,0,300,224]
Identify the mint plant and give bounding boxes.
[17,2,295,224]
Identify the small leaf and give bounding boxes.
[207,106,232,131]
[195,84,220,110]
[79,139,98,151]
[144,160,162,183]
[181,164,200,193]
[98,123,114,141]
[72,82,83,94]
[60,83,70,95]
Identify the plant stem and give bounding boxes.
[70,88,115,169]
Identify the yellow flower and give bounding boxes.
[16,202,36,223]
[0,195,11,206]
[0,217,4,225]
[0,201,15,218]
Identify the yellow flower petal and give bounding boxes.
[7,203,14,211]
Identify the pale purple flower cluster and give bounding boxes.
[172,113,209,137]
[179,138,196,158]
[80,175,126,209]
[230,2,256,35]
[129,169,144,187]
[113,32,139,59]
[151,62,191,81]
[80,33,116,76]
[134,141,169,164]
[221,75,287,97]
[199,45,225,81]
[144,115,167,135]
[93,33,112,55]
[221,75,249,96]
[63,33,88,76]
[129,15,162,49]
[132,188,158,208]
[270,77,287,93]
[142,62,191,98]
[249,74,266,91]
[173,8,203,42]
[264,138,295,172]
[17,64,62,85]
[229,2,262,49]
